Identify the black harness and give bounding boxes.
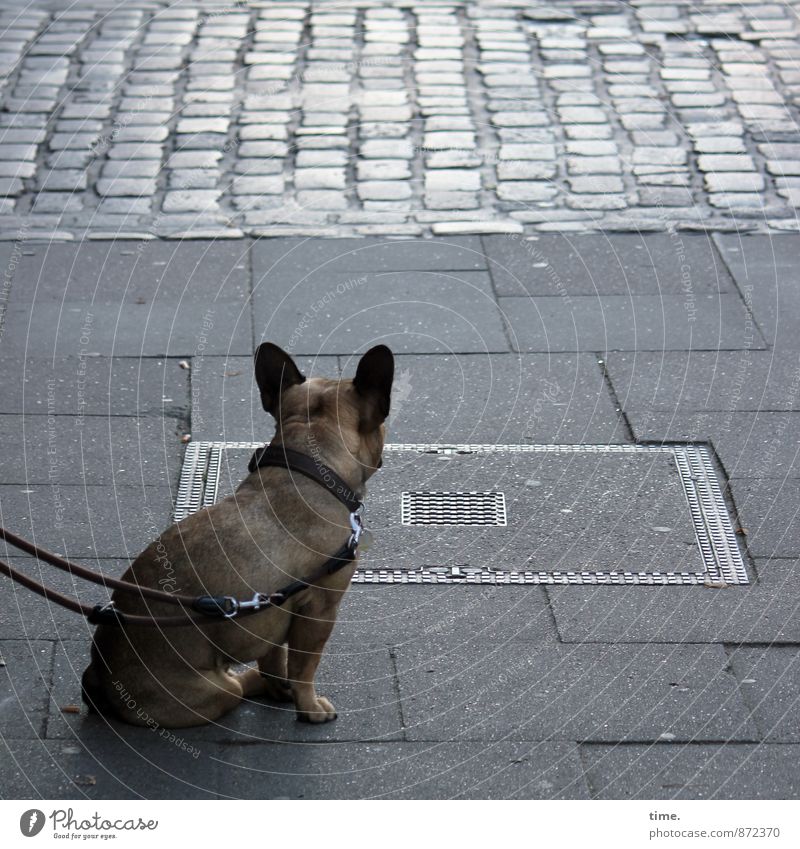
[0,444,368,627]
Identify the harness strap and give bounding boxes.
[248,444,362,513]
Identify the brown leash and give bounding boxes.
[0,444,366,627]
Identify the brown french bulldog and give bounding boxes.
[82,343,394,728]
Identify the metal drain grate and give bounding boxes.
[174,442,748,586]
[402,491,507,526]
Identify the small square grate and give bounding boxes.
[401,491,507,526]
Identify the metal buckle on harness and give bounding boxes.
[348,509,363,549]
[236,592,271,612]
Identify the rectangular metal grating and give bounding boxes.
[401,491,507,526]
[174,442,748,586]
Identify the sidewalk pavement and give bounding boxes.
[0,232,798,800]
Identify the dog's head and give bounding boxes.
[253,343,395,483]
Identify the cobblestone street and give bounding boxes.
[0,0,799,238]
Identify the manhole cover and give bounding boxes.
[174,443,747,586]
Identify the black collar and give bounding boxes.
[248,444,363,513]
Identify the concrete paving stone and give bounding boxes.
[190,355,339,441]
[252,236,486,274]
[424,191,479,210]
[396,644,756,743]
[567,156,622,175]
[216,740,588,799]
[107,143,163,160]
[0,480,174,560]
[698,154,756,172]
[724,478,800,558]
[6,240,249,304]
[605,350,800,412]
[96,178,157,197]
[168,169,219,190]
[1,300,252,358]
[0,355,188,418]
[548,559,800,644]
[253,270,507,355]
[357,181,413,201]
[497,182,558,202]
[0,735,221,799]
[49,640,403,745]
[167,151,221,169]
[631,408,800,477]
[714,234,800,350]
[382,352,623,444]
[500,293,764,353]
[31,193,83,214]
[36,169,87,192]
[337,585,557,650]
[582,743,800,799]
[356,160,411,181]
[0,413,184,487]
[499,143,556,160]
[483,234,736,296]
[0,640,54,739]
[162,190,223,213]
[496,162,557,180]
[568,176,625,194]
[729,647,800,742]
[232,176,284,195]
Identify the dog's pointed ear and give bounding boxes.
[353,345,394,430]
[254,343,306,416]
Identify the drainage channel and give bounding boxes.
[174,443,748,586]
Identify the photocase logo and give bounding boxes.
[19,809,45,837]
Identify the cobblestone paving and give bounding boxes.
[0,0,799,238]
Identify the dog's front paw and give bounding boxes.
[296,696,337,723]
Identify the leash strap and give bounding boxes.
[248,444,363,513]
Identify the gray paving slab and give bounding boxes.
[728,647,800,743]
[0,301,253,357]
[0,558,123,641]
[190,354,339,440]
[0,735,221,800]
[630,411,800,479]
[726,479,800,559]
[383,353,625,443]
[483,234,736,296]
[606,351,800,412]
[7,240,250,305]
[48,640,404,745]
[252,237,487,274]
[0,357,189,417]
[714,235,800,350]
[0,484,174,559]
[253,271,509,355]
[0,640,54,739]
[547,560,800,644]
[0,414,184,487]
[335,585,559,648]
[582,743,800,799]
[395,644,756,743]
[500,294,764,353]
[215,741,589,799]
